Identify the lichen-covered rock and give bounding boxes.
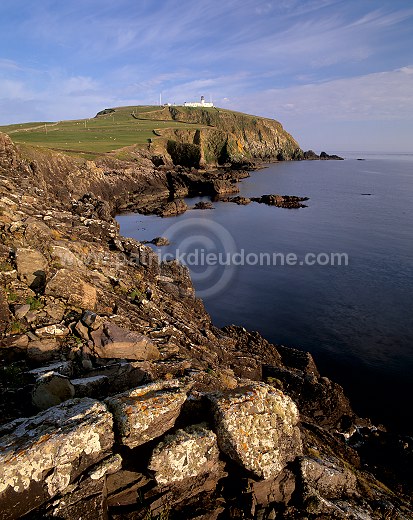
[149,424,221,485]
[105,379,188,448]
[45,268,97,310]
[89,453,123,480]
[90,321,160,361]
[208,382,302,479]
[0,398,114,519]
[35,323,70,337]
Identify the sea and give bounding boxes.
[117,152,413,434]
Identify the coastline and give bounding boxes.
[1,131,412,518]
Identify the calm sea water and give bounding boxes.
[117,153,413,433]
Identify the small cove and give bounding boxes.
[118,153,413,433]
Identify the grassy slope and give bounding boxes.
[0,106,204,158]
[0,105,300,162]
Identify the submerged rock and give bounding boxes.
[251,194,309,208]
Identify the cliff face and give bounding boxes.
[149,106,302,166]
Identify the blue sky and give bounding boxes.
[0,0,412,151]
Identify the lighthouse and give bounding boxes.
[183,96,214,108]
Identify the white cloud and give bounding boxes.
[350,7,413,28]
[234,66,413,122]
[61,76,100,95]
[0,58,19,70]
[0,79,32,99]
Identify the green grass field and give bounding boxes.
[0,105,203,158]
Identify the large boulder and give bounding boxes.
[71,374,109,398]
[15,248,48,292]
[149,424,221,485]
[105,380,188,448]
[90,321,160,361]
[27,338,59,363]
[264,365,355,430]
[208,382,302,479]
[0,398,114,519]
[31,371,75,410]
[45,268,97,310]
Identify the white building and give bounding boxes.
[183,96,214,108]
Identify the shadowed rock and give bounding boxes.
[0,287,10,334]
[90,321,160,361]
[299,455,357,500]
[15,248,48,292]
[31,371,75,410]
[156,199,188,217]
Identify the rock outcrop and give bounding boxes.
[125,105,303,166]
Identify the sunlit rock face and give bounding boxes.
[209,382,302,479]
[0,398,114,519]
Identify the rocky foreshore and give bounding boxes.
[0,131,412,519]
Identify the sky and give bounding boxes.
[0,0,412,152]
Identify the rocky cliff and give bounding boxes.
[0,131,412,519]
[137,105,302,166]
